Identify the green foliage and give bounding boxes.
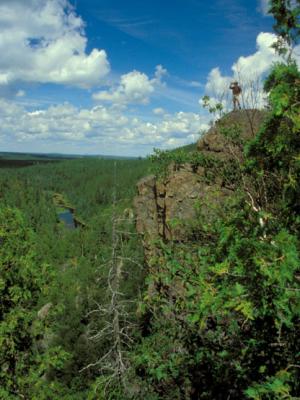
[0,207,68,398]
[0,207,42,394]
[149,147,223,179]
[268,0,300,56]
[132,30,300,399]
[202,94,225,118]
[0,158,150,397]
[246,62,300,231]
[132,200,300,397]
[245,369,293,399]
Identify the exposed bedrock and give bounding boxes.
[134,110,266,261]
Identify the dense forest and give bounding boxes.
[1,1,300,399]
[0,157,152,399]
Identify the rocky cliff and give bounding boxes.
[134,110,266,262]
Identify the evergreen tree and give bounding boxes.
[0,208,45,396]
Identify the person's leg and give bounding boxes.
[233,96,237,110]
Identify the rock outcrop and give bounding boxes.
[197,109,266,159]
[134,110,266,262]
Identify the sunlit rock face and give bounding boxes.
[134,110,267,263]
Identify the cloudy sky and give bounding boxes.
[0,0,298,156]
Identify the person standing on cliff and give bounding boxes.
[229,81,242,110]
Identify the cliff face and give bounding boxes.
[134,110,266,261]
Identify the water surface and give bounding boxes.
[58,210,76,229]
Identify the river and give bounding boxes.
[58,209,76,229]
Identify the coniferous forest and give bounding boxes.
[1,1,300,399]
[0,158,151,399]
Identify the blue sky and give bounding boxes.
[78,0,271,77]
[0,0,295,156]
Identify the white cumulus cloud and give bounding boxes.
[202,32,300,110]
[0,0,110,89]
[93,65,167,106]
[0,99,208,155]
[232,32,279,77]
[204,67,232,101]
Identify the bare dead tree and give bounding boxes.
[203,78,232,122]
[80,162,141,396]
[234,69,267,136]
